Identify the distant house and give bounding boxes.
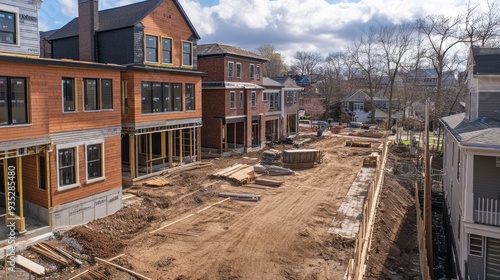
[197,43,268,155]
[270,76,302,138]
[44,0,206,184]
[343,89,401,124]
[441,46,500,279]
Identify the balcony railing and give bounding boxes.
[474,197,500,226]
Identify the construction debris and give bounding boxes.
[282,149,322,169]
[254,164,294,176]
[30,243,70,266]
[16,255,45,276]
[254,178,283,187]
[261,149,281,163]
[144,176,171,187]
[363,152,379,167]
[95,257,153,280]
[211,164,256,185]
[346,140,372,148]
[219,192,261,201]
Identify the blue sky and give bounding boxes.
[38,0,471,63]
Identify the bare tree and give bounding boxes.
[349,27,386,123]
[377,22,415,129]
[464,0,500,47]
[318,52,352,119]
[292,51,323,76]
[255,44,287,77]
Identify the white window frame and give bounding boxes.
[353,102,364,111]
[56,144,80,191]
[0,5,20,46]
[236,63,242,79]
[228,61,234,78]
[250,64,255,80]
[85,140,105,184]
[230,91,236,109]
[239,91,244,108]
[256,64,261,80]
[293,91,298,103]
[469,234,483,257]
[262,92,268,102]
[251,91,256,107]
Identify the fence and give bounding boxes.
[474,197,500,226]
[415,183,432,280]
[344,142,386,280]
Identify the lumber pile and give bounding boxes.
[219,192,261,201]
[282,149,322,169]
[211,164,256,185]
[254,178,283,187]
[346,140,372,148]
[16,255,45,276]
[253,164,294,176]
[30,243,70,266]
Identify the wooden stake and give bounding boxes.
[94,257,153,280]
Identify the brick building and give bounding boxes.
[44,0,205,185]
[0,0,123,233]
[197,44,268,155]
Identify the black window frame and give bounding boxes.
[145,35,158,63]
[142,81,184,114]
[83,78,99,111]
[0,76,28,126]
[182,41,192,66]
[62,78,76,112]
[185,83,195,111]
[161,37,172,64]
[257,64,261,80]
[86,143,103,181]
[101,79,113,110]
[58,147,77,188]
[0,10,17,45]
[38,155,46,190]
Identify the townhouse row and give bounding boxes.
[0,0,301,234]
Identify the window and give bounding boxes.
[58,147,77,188]
[250,64,255,80]
[86,143,103,181]
[353,103,364,111]
[344,103,349,111]
[263,92,268,102]
[251,91,256,107]
[62,78,75,112]
[0,10,16,44]
[142,82,183,113]
[161,38,172,64]
[469,234,483,256]
[38,155,46,190]
[293,92,298,103]
[230,91,235,108]
[122,81,128,114]
[239,91,244,108]
[286,91,293,104]
[185,84,195,110]
[83,78,98,110]
[256,65,261,80]
[145,35,158,62]
[270,92,280,109]
[270,93,275,109]
[0,77,27,126]
[228,62,234,78]
[101,79,113,109]
[182,41,192,66]
[236,63,241,79]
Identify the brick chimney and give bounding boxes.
[78,0,99,62]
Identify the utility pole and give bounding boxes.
[424,98,434,278]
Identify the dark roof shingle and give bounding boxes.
[472,46,500,75]
[197,43,268,62]
[441,113,500,147]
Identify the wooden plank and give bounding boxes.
[213,164,243,177]
[16,255,45,276]
[95,257,153,280]
[67,253,125,280]
[254,178,283,186]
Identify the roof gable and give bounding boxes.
[197,43,268,62]
[344,89,369,102]
[49,0,199,40]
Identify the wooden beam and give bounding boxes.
[179,129,183,165]
[129,134,136,179]
[67,254,125,280]
[16,255,45,276]
[168,131,173,168]
[94,257,153,280]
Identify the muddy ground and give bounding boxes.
[8,135,424,279]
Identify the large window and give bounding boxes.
[162,37,172,64]
[83,78,113,111]
[251,91,256,107]
[228,62,234,78]
[142,82,183,113]
[0,11,16,44]
[62,78,75,112]
[185,84,195,110]
[0,77,27,126]
[270,92,279,109]
[250,64,255,80]
[86,143,103,181]
[230,91,235,108]
[58,147,77,188]
[236,63,241,79]
[145,35,158,62]
[182,41,192,66]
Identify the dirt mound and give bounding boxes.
[64,226,123,258]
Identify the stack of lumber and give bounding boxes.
[219,192,261,201]
[253,164,294,176]
[30,243,75,267]
[346,140,371,148]
[211,164,256,185]
[254,178,283,187]
[282,149,322,169]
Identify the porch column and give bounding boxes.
[464,150,474,223]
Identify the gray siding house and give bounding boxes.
[441,46,500,279]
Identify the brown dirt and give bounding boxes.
[25,135,423,280]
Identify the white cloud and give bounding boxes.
[56,0,77,18]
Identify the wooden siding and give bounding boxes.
[478,92,500,119]
[0,1,40,56]
[473,155,500,200]
[120,71,202,125]
[22,155,48,207]
[141,0,197,69]
[50,135,121,207]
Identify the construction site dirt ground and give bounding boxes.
[9,134,422,279]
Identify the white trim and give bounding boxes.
[468,234,484,257]
[236,63,242,79]
[56,145,80,191]
[464,221,500,240]
[85,140,106,184]
[229,91,236,109]
[228,61,234,78]
[249,64,255,80]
